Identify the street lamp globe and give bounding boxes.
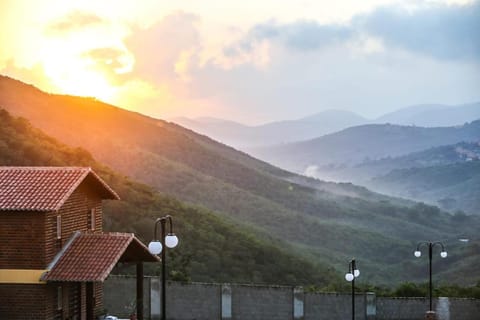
[165,234,179,248]
[440,251,447,258]
[148,241,163,255]
[354,269,360,277]
[414,250,421,257]
[345,273,354,282]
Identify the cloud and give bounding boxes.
[226,1,480,62]
[125,11,202,83]
[225,20,353,57]
[118,2,480,122]
[359,2,480,61]
[260,20,352,51]
[46,10,105,34]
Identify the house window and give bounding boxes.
[90,208,96,231]
[56,215,62,239]
[57,286,63,310]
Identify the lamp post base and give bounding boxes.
[424,311,436,320]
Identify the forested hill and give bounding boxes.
[0,108,339,286]
[1,75,479,285]
[250,121,480,174]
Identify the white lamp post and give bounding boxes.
[414,241,447,316]
[345,258,360,320]
[148,215,179,320]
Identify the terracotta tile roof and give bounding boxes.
[43,232,159,282]
[0,167,119,211]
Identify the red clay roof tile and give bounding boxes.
[0,167,119,211]
[43,232,159,282]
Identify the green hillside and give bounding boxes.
[0,108,339,286]
[372,161,480,214]
[1,75,479,286]
[355,142,480,179]
[315,142,480,214]
[250,120,480,174]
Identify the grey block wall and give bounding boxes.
[376,297,480,320]
[376,297,428,320]
[103,275,150,318]
[166,282,221,320]
[443,298,480,320]
[304,292,366,320]
[103,276,480,320]
[231,284,293,320]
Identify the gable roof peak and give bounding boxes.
[0,166,119,212]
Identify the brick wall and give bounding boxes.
[0,180,105,319]
[0,182,103,269]
[0,212,46,268]
[45,183,103,265]
[0,284,60,320]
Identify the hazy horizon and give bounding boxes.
[1,0,479,125]
[169,101,480,126]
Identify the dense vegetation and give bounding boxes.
[251,120,480,173]
[372,160,480,214]
[1,75,479,287]
[0,108,339,285]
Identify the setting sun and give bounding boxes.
[42,52,117,102]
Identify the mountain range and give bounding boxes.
[173,103,480,149]
[377,103,480,127]
[172,109,367,148]
[1,75,479,286]
[250,121,480,173]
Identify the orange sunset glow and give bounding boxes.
[1,0,479,123]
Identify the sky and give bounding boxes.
[1,0,479,124]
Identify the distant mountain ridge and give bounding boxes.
[377,103,480,127]
[172,109,368,148]
[249,121,480,175]
[172,103,480,149]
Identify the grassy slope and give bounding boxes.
[372,162,480,214]
[298,142,480,214]
[1,75,479,285]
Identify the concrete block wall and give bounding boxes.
[103,276,479,320]
[304,292,366,320]
[103,275,150,318]
[448,298,480,320]
[376,297,480,320]
[166,281,221,320]
[230,284,293,320]
[376,297,427,320]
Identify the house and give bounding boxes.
[0,167,159,320]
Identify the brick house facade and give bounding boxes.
[0,167,158,320]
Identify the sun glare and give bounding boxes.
[42,50,117,102]
[31,8,133,104]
